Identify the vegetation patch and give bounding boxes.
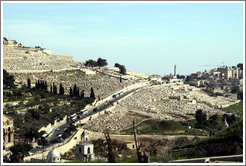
[219,101,243,117]
[122,119,185,135]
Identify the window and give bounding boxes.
[88,147,90,154]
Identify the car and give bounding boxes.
[36,145,42,148]
[4,153,11,159]
[27,152,33,156]
[55,128,60,131]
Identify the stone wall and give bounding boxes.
[38,115,67,133]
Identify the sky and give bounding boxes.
[2,2,244,76]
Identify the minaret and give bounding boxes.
[174,65,176,76]
[174,65,177,79]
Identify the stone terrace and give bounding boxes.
[13,70,138,98]
[3,45,81,71]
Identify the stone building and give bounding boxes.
[46,149,61,163]
[3,114,14,149]
[75,130,94,161]
[225,67,239,80]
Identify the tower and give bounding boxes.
[75,130,94,161]
[174,65,176,76]
[173,65,177,79]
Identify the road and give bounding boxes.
[30,84,148,154]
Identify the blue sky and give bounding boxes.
[2,2,244,75]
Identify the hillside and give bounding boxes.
[3,39,82,72]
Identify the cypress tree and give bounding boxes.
[27,78,31,88]
[50,84,53,93]
[59,83,64,95]
[80,90,85,99]
[69,87,73,96]
[90,87,95,100]
[73,84,77,97]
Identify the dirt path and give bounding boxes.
[86,129,208,143]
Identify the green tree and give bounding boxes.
[237,63,243,70]
[53,83,57,94]
[3,69,15,89]
[155,150,172,163]
[9,143,32,162]
[114,63,120,68]
[208,114,219,127]
[50,84,53,93]
[80,90,85,99]
[97,58,108,67]
[85,59,98,67]
[90,87,95,100]
[195,109,207,128]
[59,83,64,95]
[104,129,116,163]
[69,87,73,96]
[119,65,126,75]
[27,78,31,88]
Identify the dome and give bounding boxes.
[47,149,61,159]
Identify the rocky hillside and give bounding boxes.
[3,39,82,72]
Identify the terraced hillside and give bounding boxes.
[12,70,138,99]
[3,40,82,72]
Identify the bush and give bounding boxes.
[155,150,173,163]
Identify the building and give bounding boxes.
[3,114,14,150]
[190,72,202,79]
[75,130,95,161]
[46,149,61,163]
[225,67,239,80]
[126,142,140,150]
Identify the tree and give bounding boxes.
[195,109,207,128]
[97,58,108,67]
[69,87,73,96]
[3,69,15,89]
[85,59,98,67]
[24,127,39,142]
[208,114,219,127]
[155,150,173,163]
[27,78,31,88]
[9,143,32,162]
[59,83,64,95]
[114,63,120,68]
[73,84,78,97]
[90,87,95,100]
[53,83,57,94]
[237,63,243,70]
[119,65,126,75]
[50,84,53,93]
[104,129,116,163]
[80,90,85,99]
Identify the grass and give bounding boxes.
[65,160,107,163]
[116,157,138,163]
[122,119,185,135]
[176,120,243,150]
[219,101,243,117]
[65,157,138,163]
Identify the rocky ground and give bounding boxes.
[84,84,236,132]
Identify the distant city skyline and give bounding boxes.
[2,2,244,75]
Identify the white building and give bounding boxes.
[46,149,61,163]
[75,130,95,161]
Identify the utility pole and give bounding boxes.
[133,120,142,163]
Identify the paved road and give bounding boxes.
[30,85,148,154]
